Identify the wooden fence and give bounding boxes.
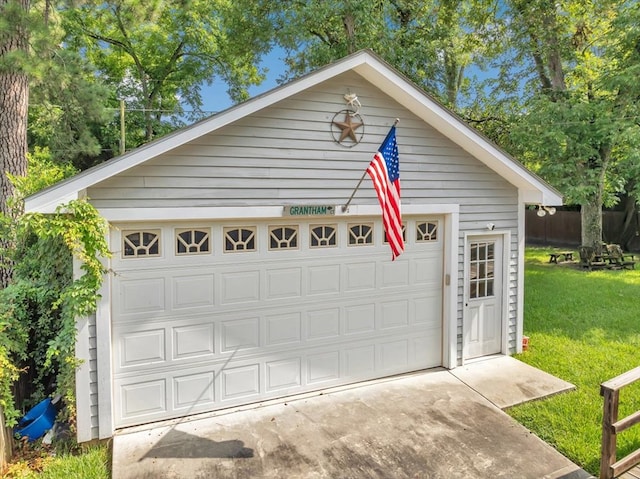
[526,210,640,251]
[600,366,640,479]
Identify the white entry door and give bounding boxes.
[464,236,503,359]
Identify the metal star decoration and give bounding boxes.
[332,111,363,143]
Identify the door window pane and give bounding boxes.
[469,241,495,299]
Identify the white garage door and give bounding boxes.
[111,216,443,428]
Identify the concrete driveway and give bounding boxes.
[112,356,595,479]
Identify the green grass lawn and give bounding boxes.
[1,443,109,478]
[510,247,640,476]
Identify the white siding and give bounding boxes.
[88,70,520,369]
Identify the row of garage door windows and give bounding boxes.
[122,221,439,258]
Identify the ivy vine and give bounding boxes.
[0,200,109,427]
[0,152,110,428]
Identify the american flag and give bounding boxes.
[367,126,404,260]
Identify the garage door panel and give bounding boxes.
[173,372,215,409]
[172,323,215,360]
[412,334,442,366]
[307,351,340,384]
[305,307,341,340]
[380,260,410,288]
[380,339,409,371]
[221,317,260,352]
[380,300,409,329]
[307,264,341,295]
[120,329,166,368]
[265,268,302,299]
[113,294,439,375]
[413,296,442,326]
[114,322,437,377]
[345,345,375,376]
[172,274,215,310]
[266,357,302,392]
[120,379,166,420]
[413,256,443,284]
[221,364,260,401]
[344,303,375,334]
[344,262,376,291]
[220,270,260,304]
[112,217,445,428]
[266,312,301,346]
[118,276,166,315]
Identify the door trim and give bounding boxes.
[462,231,510,364]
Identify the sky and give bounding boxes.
[199,48,289,115]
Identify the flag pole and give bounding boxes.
[341,118,399,212]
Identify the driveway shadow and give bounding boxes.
[141,429,253,460]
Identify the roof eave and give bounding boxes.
[25,50,562,213]
[352,57,563,206]
[25,54,371,213]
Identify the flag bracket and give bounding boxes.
[341,119,399,213]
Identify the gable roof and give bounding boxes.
[25,50,562,213]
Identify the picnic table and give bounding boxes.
[548,251,574,264]
[579,244,636,270]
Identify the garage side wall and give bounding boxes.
[76,312,99,442]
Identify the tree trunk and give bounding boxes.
[0,405,13,471]
[343,10,356,54]
[0,0,30,289]
[0,71,28,215]
[581,200,603,250]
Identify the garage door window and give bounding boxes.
[348,223,374,246]
[224,227,257,252]
[310,224,337,248]
[122,230,160,257]
[384,223,406,244]
[416,221,438,242]
[176,228,210,255]
[268,225,298,250]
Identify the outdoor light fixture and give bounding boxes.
[536,205,557,217]
[486,223,496,230]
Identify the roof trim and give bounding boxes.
[26,50,562,213]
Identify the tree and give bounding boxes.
[1,0,111,286]
[502,0,640,249]
[274,0,501,110]
[0,0,30,288]
[63,0,275,146]
[27,48,111,171]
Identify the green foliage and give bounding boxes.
[487,0,640,246]
[27,49,111,170]
[0,323,26,426]
[2,443,109,479]
[0,0,110,171]
[9,148,77,198]
[0,159,109,427]
[33,202,109,405]
[62,0,274,145]
[274,0,500,110]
